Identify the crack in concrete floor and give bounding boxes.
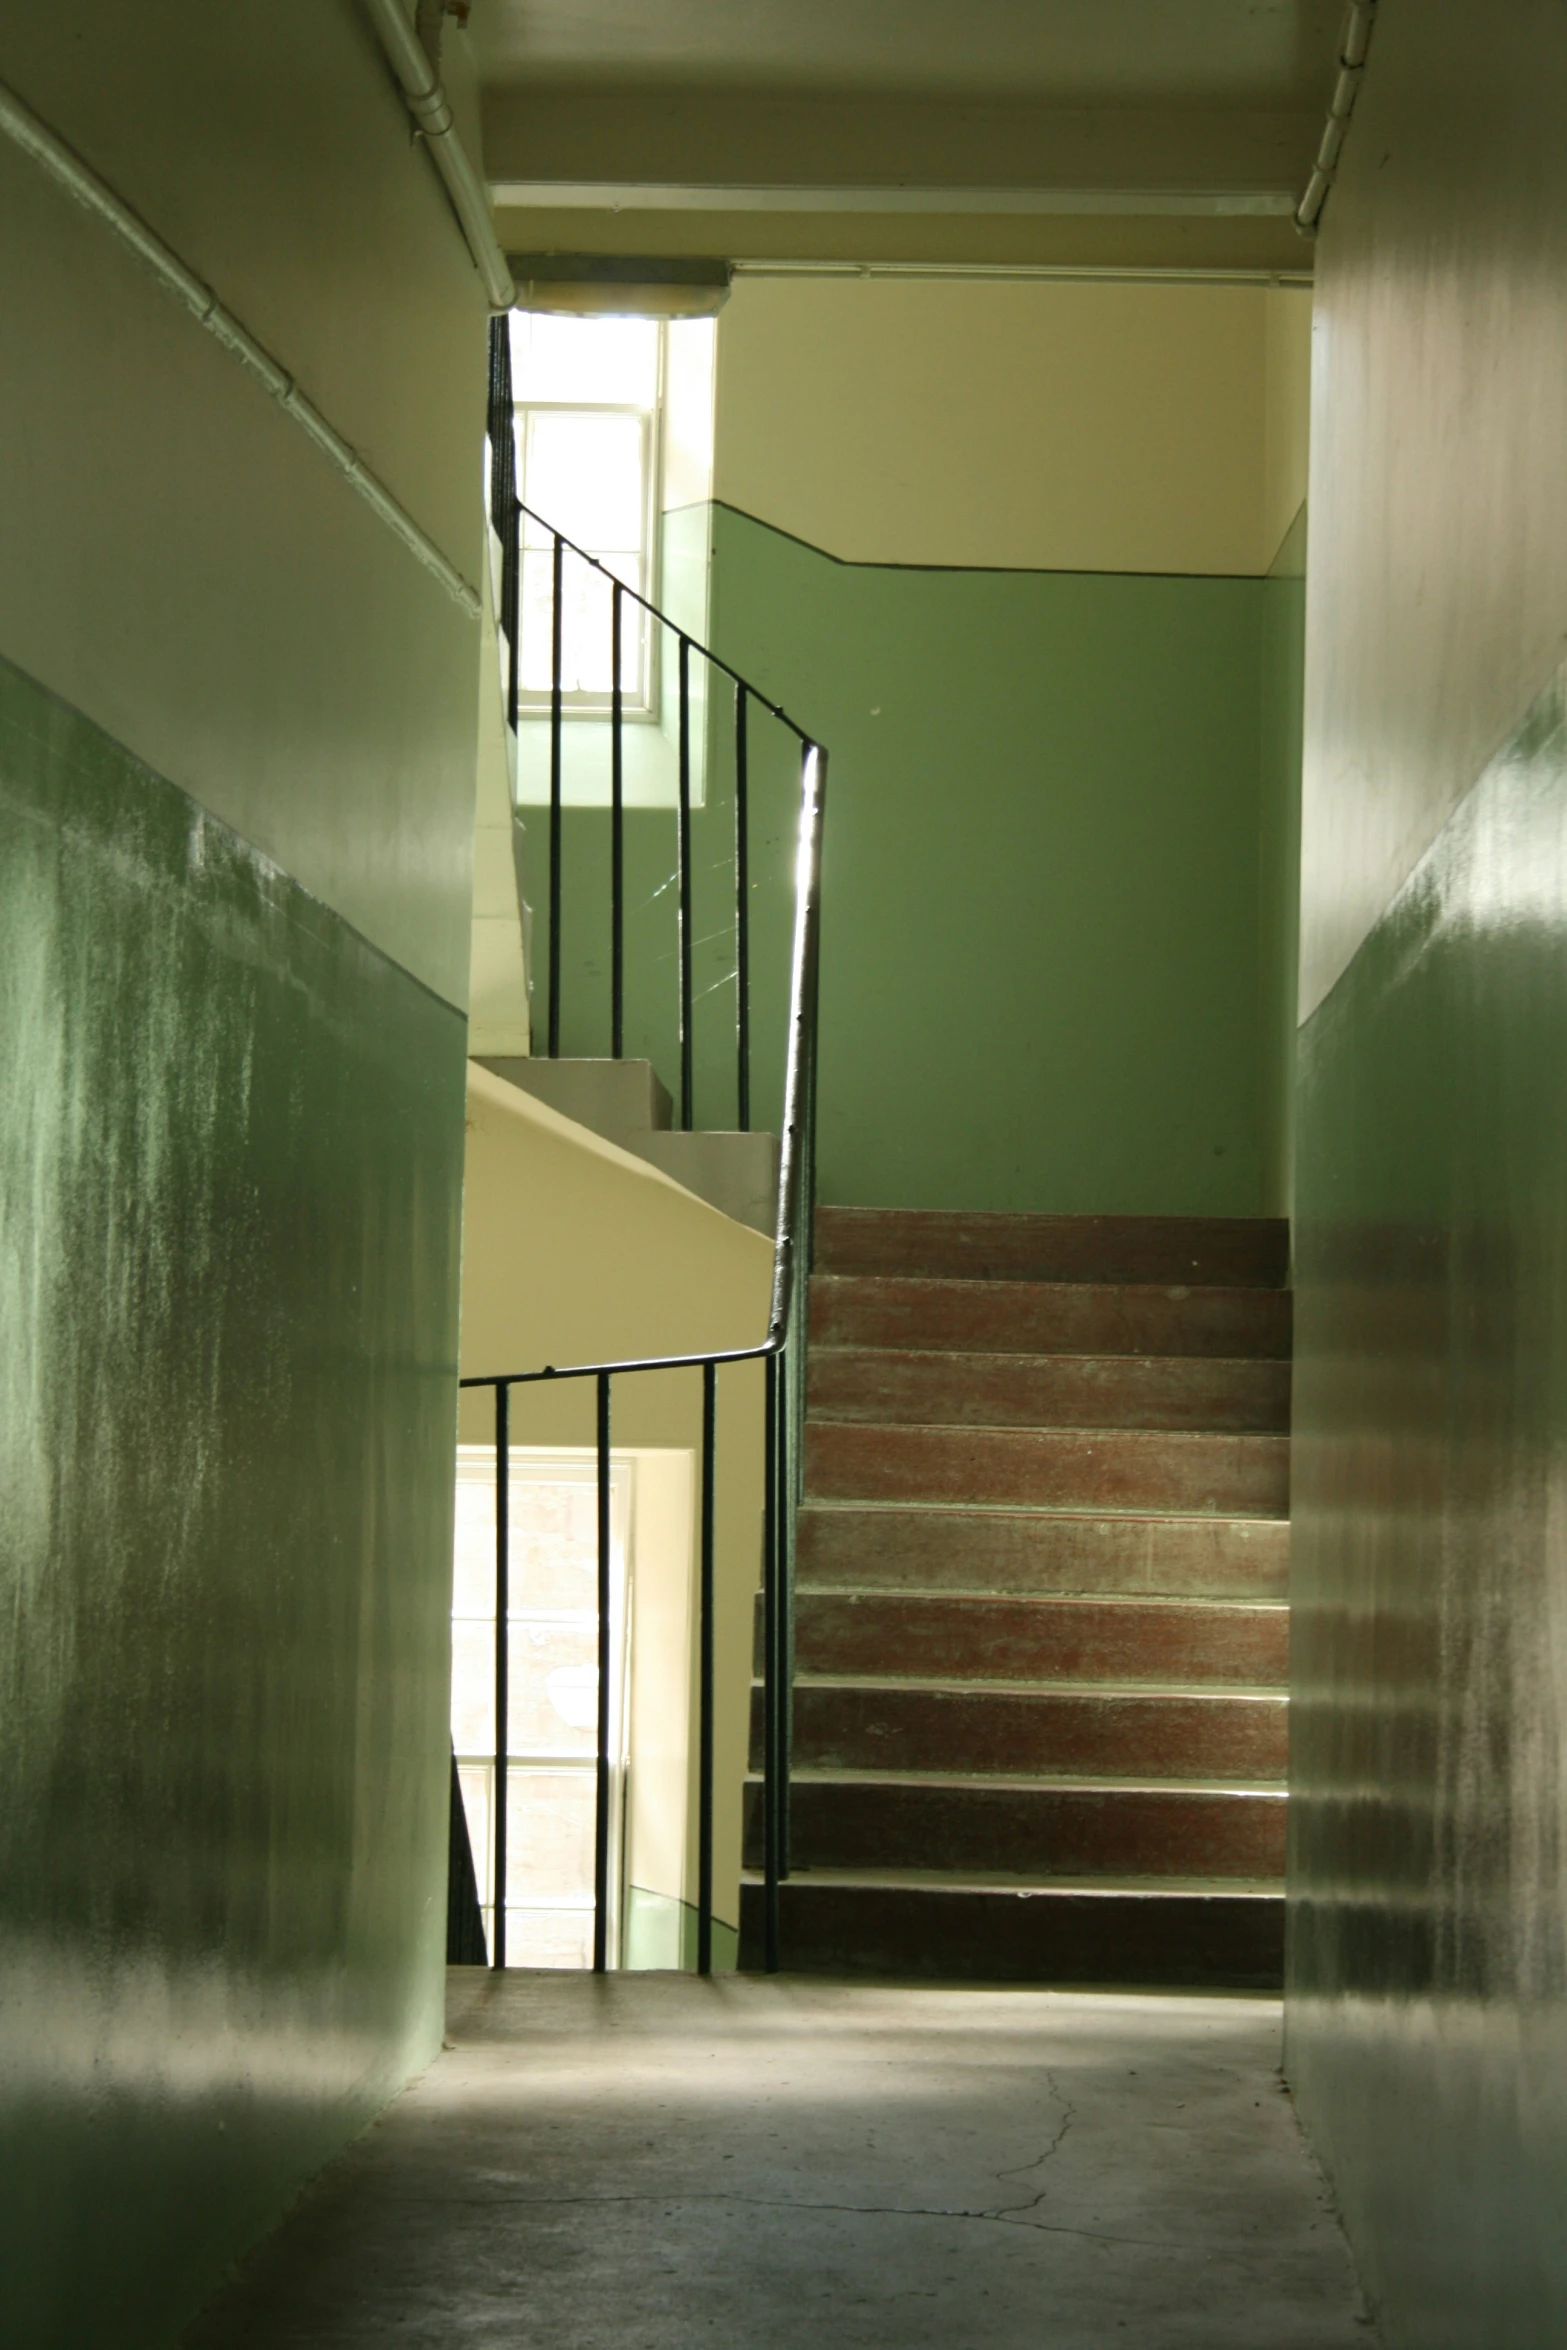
[185,1974,1376,2348]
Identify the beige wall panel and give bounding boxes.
[1298,1,1567,1017]
[3,2,489,571]
[494,205,1310,275]
[712,274,1272,574]
[0,112,479,1007]
[458,1069,773,1939]
[1263,284,1312,566]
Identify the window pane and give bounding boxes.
[510,311,660,408]
[504,1766,596,1904]
[521,546,646,696]
[508,1616,598,1757]
[505,1908,594,1968]
[522,410,645,553]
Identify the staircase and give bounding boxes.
[739,1207,1291,1987]
[476,1055,780,1235]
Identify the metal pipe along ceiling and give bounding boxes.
[362,0,516,312]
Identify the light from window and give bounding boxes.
[511,312,663,713]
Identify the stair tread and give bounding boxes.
[740,1866,1284,1896]
[750,1767,1287,1796]
[779,1672,1288,1697]
[815,1208,1289,1287]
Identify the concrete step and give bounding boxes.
[795,1503,1289,1599]
[737,1872,1284,1987]
[752,1680,1288,1780]
[478,1054,672,1133]
[809,1273,1292,1359]
[777,1590,1289,1685]
[805,1419,1290,1514]
[478,1056,778,1232]
[808,1348,1291,1433]
[742,1773,1287,1877]
[814,1208,1289,1289]
[631,1129,779,1236]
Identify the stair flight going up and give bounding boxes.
[739,1208,1292,1987]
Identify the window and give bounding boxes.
[511,312,663,716]
[452,1448,633,1968]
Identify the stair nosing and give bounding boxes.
[776,1672,1289,1698]
[752,1767,1289,1797]
[740,1867,1286,1897]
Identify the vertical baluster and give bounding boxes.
[778,1340,795,1883]
[593,1369,612,1973]
[697,1361,717,1976]
[734,686,751,1131]
[677,636,694,1130]
[492,1381,510,1971]
[548,531,564,1058]
[762,1349,781,1973]
[611,581,625,1059]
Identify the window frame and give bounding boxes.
[513,319,667,724]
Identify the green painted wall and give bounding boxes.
[1284,7,1567,2344]
[540,504,1290,1215]
[0,657,467,2345]
[1288,661,1567,2344]
[1260,506,1307,1220]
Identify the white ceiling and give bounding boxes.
[472,0,1344,106]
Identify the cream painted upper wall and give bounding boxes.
[0,3,491,1006]
[1299,2,1567,1017]
[713,274,1309,576]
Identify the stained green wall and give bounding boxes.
[1284,5,1567,2343]
[1289,664,1567,2343]
[1259,506,1307,1220]
[0,658,468,2345]
[542,503,1292,1215]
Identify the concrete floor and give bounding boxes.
[186,1971,1375,2348]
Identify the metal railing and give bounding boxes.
[486,319,800,1131]
[464,315,827,1974]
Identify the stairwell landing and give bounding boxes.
[741,1208,1291,1986]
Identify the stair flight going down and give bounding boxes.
[739,1208,1292,1987]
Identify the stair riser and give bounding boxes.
[810,1276,1292,1361]
[806,1421,1290,1515]
[737,1882,1284,1988]
[815,1209,1289,1288]
[743,1780,1286,1877]
[751,1685,1288,1780]
[809,1350,1290,1433]
[772,1592,1288,1685]
[796,1505,1289,1599]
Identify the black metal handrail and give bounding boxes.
[487,321,808,1130]
[465,314,827,1978]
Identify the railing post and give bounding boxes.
[734,684,750,1131]
[548,530,564,1058]
[762,1349,781,1972]
[697,1360,716,1976]
[677,634,693,1130]
[593,1368,612,1973]
[492,1380,510,1971]
[611,579,624,1059]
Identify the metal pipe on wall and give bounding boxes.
[361,0,516,312]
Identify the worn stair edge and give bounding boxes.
[814,1208,1290,1289]
[795,1503,1290,1599]
[745,1777,1288,1877]
[771,1590,1290,1686]
[808,1348,1291,1434]
[810,1275,1293,1360]
[805,1420,1290,1515]
[750,1682,1289,1779]
[737,1877,1285,1988]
